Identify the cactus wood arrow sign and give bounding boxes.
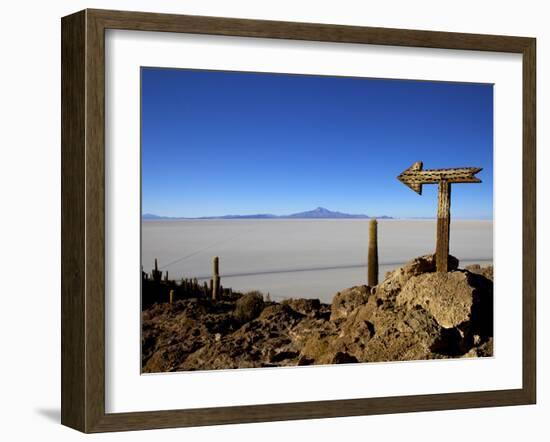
[397,161,482,195]
[397,161,483,272]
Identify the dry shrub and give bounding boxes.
[234,291,265,323]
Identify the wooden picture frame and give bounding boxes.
[61,8,536,433]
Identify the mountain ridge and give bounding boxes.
[142,207,393,220]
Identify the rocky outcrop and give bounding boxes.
[465,264,493,281]
[142,256,493,373]
[282,298,323,318]
[330,285,370,321]
[397,271,476,329]
[339,298,445,361]
[375,254,459,302]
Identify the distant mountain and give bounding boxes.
[286,207,370,219]
[142,213,170,220]
[143,207,393,220]
[204,213,278,219]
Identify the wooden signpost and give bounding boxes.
[397,161,482,272]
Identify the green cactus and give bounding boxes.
[368,219,379,286]
[169,289,175,305]
[212,256,220,301]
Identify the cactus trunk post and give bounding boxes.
[169,289,175,305]
[212,256,220,301]
[436,181,451,272]
[368,219,379,286]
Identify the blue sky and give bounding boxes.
[141,68,493,219]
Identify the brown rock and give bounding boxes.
[298,336,331,363]
[330,285,370,321]
[397,271,476,329]
[465,264,493,281]
[376,254,459,302]
[462,337,493,358]
[332,297,445,362]
[258,303,303,322]
[282,298,322,317]
[331,352,358,364]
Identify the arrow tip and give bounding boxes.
[407,182,423,194]
[397,161,424,195]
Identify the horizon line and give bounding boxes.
[142,213,493,221]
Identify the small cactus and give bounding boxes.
[169,289,175,304]
[368,219,379,286]
[152,258,162,283]
[212,256,221,301]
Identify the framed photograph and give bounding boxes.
[61,9,536,433]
